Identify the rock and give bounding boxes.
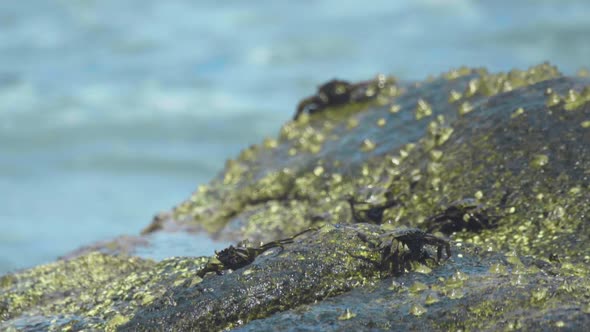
[232,248,589,331]
[1,63,589,331]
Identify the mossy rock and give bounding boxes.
[1,63,589,331]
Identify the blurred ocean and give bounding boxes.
[1,0,589,274]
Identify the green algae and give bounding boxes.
[409,281,429,293]
[511,106,525,118]
[424,293,440,305]
[457,101,473,115]
[0,253,212,330]
[448,89,463,103]
[414,99,433,120]
[409,303,427,316]
[0,253,152,320]
[530,153,549,168]
[412,263,432,274]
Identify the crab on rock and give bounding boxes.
[376,227,451,275]
[198,228,316,277]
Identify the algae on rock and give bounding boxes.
[1,63,590,331]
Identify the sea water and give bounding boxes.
[1,0,589,274]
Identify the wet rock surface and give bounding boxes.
[235,247,590,331]
[1,64,590,331]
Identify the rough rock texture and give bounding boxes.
[1,63,589,331]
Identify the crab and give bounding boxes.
[198,228,316,277]
[294,79,354,120]
[346,194,399,224]
[377,227,451,275]
[425,198,500,234]
[293,76,396,120]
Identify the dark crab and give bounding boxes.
[377,227,451,275]
[293,76,396,120]
[294,79,352,120]
[346,194,399,224]
[198,228,316,277]
[425,198,500,234]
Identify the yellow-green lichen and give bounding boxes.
[442,66,475,81]
[409,303,427,316]
[424,293,440,305]
[530,154,549,169]
[360,139,376,152]
[458,101,473,115]
[337,308,356,320]
[409,281,429,293]
[0,253,217,330]
[448,90,463,103]
[511,107,525,118]
[389,104,401,113]
[415,99,433,120]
